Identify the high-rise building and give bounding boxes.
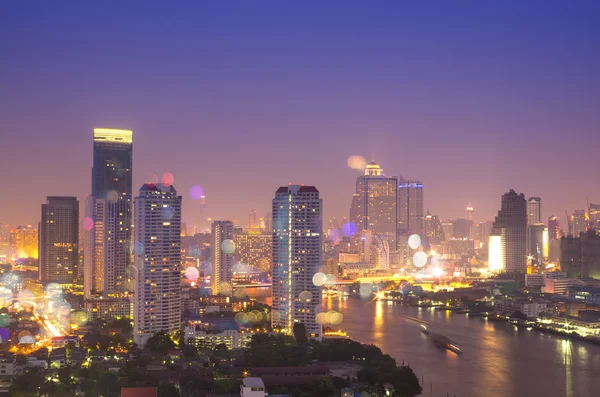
[349,194,361,230]
[265,212,273,234]
[211,221,235,294]
[249,210,258,229]
[561,231,600,278]
[85,128,133,298]
[527,197,542,225]
[527,224,548,264]
[352,162,397,246]
[548,216,561,240]
[9,226,38,260]
[233,232,272,273]
[424,211,445,241]
[39,197,79,284]
[589,203,600,230]
[133,184,182,346]
[272,185,322,338]
[571,210,587,236]
[397,178,424,239]
[466,203,474,221]
[489,189,527,273]
[452,218,473,239]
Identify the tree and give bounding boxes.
[146,331,176,354]
[310,376,335,397]
[158,383,181,397]
[510,310,528,320]
[293,322,308,345]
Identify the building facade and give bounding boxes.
[85,128,133,298]
[272,185,322,338]
[133,184,182,346]
[489,189,527,273]
[9,226,38,260]
[39,197,79,283]
[233,232,272,273]
[397,178,424,239]
[527,197,542,225]
[211,221,235,294]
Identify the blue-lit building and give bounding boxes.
[569,286,600,305]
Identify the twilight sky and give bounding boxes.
[1,1,599,229]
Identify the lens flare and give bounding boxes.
[189,185,205,200]
[347,155,367,170]
[221,239,235,255]
[161,172,174,186]
[107,190,119,203]
[342,222,357,237]
[83,217,94,231]
[408,234,421,249]
[298,291,312,302]
[312,272,326,287]
[162,205,175,220]
[184,266,199,281]
[412,251,427,267]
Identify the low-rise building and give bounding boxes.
[495,299,548,318]
[240,377,267,397]
[569,286,600,305]
[84,296,132,320]
[184,327,257,349]
[543,278,583,295]
[525,271,567,287]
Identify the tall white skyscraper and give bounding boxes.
[133,184,182,346]
[527,197,542,225]
[271,185,322,338]
[211,221,235,294]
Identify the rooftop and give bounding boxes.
[243,377,265,388]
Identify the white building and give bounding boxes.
[543,277,584,295]
[525,271,567,287]
[240,377,267,397]
[133,184,182,346]
[495,299,548,318]
[184,326,255,350]
[272,185,322,338]
[211,221,235,295]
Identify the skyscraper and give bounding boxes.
[39,197,79,283]
[527,197,542,225]
[548,216,561,240]
[424,211,445,241]
[489,189,527,273]
[353,162,398,246]
[272,185,322,338]
[397,178,424,238]
[589,203,600,230]
[211,221,234,294]
[85,128,133,298]
[133,184,182,346]
[233,231,272,273]
[9,226,38,260]
[466,203,474,221]
[249,210,258,229]
[571,210,587,236]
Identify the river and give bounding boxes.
[245,287,600,397]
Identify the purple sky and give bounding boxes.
[1,1,599,229]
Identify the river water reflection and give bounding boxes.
[243,288,600,397]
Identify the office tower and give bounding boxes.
[560,231,600,278]
[265,212,273,234]
[548,216,561,240]
[39,197,79,283]
[9,226,38,260]
[211,221,234,294]
[589,203,600,230]
[527,224,548,264]
[133,184,182,346]
[398,178,424,238]
[466,204,474,221]
[527,197,542,225]
[352,162,397,246]
[424,211,445,241]
[441,221,453,240]
[233,232,272,273]
[249,210,258,229]
[453,218,472,239]
[571,210,587,236]
[349,194,361,229]
[475,221,494,244]
[489,189,527,273]
[272,185,322,338]
[85,128,133,298]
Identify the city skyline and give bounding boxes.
[2,2,600,228]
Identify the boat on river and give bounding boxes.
[421,325,462,354]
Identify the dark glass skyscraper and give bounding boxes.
[85,128,133,298]
[39,196,79,283]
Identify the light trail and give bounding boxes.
[43,319,63,337]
